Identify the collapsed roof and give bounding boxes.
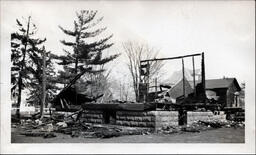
[51,70,102,111]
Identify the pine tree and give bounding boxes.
[11,16,45,118]
[26,46,59,110]
[11,16,56,118]
[54,10,119,91]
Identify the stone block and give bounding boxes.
[138,122,147,127]
[142,116,152,122]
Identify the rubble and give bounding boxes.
[55,122,151,139]
[14,110,153,139]
[20,132,56,139]
[181,126,200,133]
[56,122,68,128]
[45,123,54,132]
[43,133,57,138]
[198,120,222,128]
[35,119,43,125]
[13,108,245,139]
[157,119,245,135]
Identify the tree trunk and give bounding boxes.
[16,16,31,120]
[16,75,22,119]
[40,47,46,119]
[75,57,78,74]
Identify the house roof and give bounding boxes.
[167,77,194,99]
[163,77,241,100]
[189,78,241,91]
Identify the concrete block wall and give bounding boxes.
[154,111,179,130]
[80,110,181,130]
[116,111,179,129]
[80,110,104,124]
[116,111,156,128]
[212,111,226,122]
[187,111,226,125]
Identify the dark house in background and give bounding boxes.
[190,78,241,108]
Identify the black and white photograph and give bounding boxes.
[0,0,255,154]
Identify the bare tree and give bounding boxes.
[122,41,164,102]
[118,78,132,101]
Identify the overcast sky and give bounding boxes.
[1,0,255,84]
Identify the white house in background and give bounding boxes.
[159,77,194,104]
[11,92,36,117]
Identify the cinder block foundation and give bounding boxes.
[80,110,226,130]
[80,110,179,130]
[153,111,178,130]
[116,111,179,129]
[81,110,104,124]
[187,111,226,125]
[116,111,157,128]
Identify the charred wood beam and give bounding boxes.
[201,52,206,103]
[140,53,201,63]
[192,56,196,96]
[51,70,87,103]
[182,58,185,97]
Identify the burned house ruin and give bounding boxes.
[51,52,243,129]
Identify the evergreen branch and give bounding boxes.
[16,19,23,27]
[28,38,46,46]
[91,54,120,65]
[81,17,103,30]
[11,42,20,48]
[60,40,76,46]
[77,10,97,26]
[77,35,113,52]
[59,25,76,36]
[80,27,107,39]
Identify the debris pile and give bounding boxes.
[16,117,57,139]
[14,111,152,139]
[157,126,179,134]
[56,123,151,138]
[12,109,245,139]
[157,119,245,134]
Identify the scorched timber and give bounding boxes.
[81,103,156,111]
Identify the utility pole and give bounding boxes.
[40,46,46,119]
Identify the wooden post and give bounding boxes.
[40,46,46,119]
[201,52,206,103]
[182,58,186,97]
[139,52,203,102]
[155,78,157,101]
[192,56,196,96]
[145,61,150,102]
[138,62,141,102]
[120,81,122,101]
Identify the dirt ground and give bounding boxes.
[11,127,244,143]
